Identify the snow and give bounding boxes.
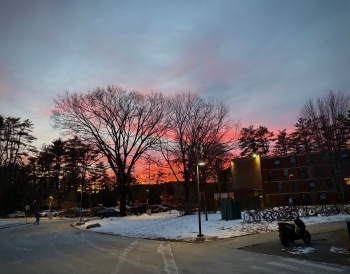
[289,247,317,255]
[1,211,349,243]
[74,211,350,242]
[330,246,350,254]
[0,220,16,226]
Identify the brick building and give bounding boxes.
[230,151,350,208]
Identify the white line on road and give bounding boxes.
[114,240,139,274]
[283,258,345,272]
[75,233,106,252]
[250,265,276,272]
[267,261,315,273]
[157,242,178,274]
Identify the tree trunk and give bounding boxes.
[184,182,192,215]
[119,182,127,216]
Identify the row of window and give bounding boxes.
[267,167,324,181]
[272,152,348,169]
[275,180,333,193]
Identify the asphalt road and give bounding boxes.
[1,217,350,274]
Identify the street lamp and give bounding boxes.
[289,174,294,207]
[289,174,294,196]
[146,189,150,206]
[79,188,83,222]
[48,196,53,220]
[49,196,53,211]
[196,159,205,238]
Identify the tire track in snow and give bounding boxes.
[157,242,178,274]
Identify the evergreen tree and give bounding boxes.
[272,129,289,155]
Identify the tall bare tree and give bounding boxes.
[51,86,170,216]
[300,90,350,203]
[160,92,240,215]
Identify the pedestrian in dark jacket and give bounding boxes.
[34,212,40,225]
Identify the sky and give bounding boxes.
[1,0,349,149]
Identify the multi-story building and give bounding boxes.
[230,151,350,208]
[230,155,263,208]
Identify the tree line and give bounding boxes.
[0,88,349,215]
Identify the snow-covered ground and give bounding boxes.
[0,220,16,226]
[73,211,350,242]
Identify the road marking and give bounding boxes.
[74,233,106,251]
[157,242,178,274]
[114,240,139,274]
[283,258,345,272]
[267,262,309,272]
[250,265,275,272]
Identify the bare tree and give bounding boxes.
[300,90,350,203]
[51,86,169,216]
[160,92,240,215]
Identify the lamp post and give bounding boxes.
[49,196,53,211]
[196,159,205,238]
[289,173,294,207]
[289,174,294,196]
[49,196,53,220]
[146,189,149,206]
[148,158,151,205]
[79,188,83,222]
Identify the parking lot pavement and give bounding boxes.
[238,228,350,266]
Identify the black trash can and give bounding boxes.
[347,221,350,240]
[221,200,241,220]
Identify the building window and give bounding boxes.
[292,181,300,192]
[315,166,323,178]
[342,153,348,162]
[320,192,327,204]
[290,156,296,167]
[345,178,350,186]
[345,178,350,190]
[325,179,334,191]
[302,193,310,205]
[283,169,289,180]
[268,171,274,181]
[277,182,284,193]
[306,154,313,166]
[254,190,260,197]
[309,180,317,192]
[274,158,281,169]
[299,168,307,179]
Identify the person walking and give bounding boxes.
[34,211,40,225]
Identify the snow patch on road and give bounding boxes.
[288,246,317,255]
[157,242,178,274]
[330,246,350,254]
